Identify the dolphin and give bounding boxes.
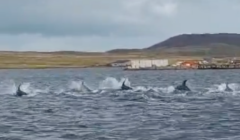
[81,81,92,92]
[175,80,191,91]
[225,83,233,92]
[16,84,28,97]
[66,81,92,93]
[121,80,133,90]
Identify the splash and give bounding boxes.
[3,77,240,99]
[0,79,16,95]
[227,83,239,91]
[204,82,240,96]
[69,81,82,91]
[18,82,47,97]
[66,80,97,94]
[98,77,128,90]
[159,86,175,93]
[97,77,176,94]
[0,80,47,96]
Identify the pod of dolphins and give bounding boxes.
[15,79,233,97]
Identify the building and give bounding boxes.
[230,59,240,64]
[211,57,230,64]
[201,57,213,64]
[127,59,169,69]
[110,60,130,67]
[172,61,183,67]
[180,60,199,68]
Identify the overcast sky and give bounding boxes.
[0,0,239,52]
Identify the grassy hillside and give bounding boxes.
[0,51,205,69]
[0,52,148,69]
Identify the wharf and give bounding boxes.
[123,66,196,71]
[123,64,240,71]
[197,64,240,69]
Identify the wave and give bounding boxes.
[0,80,49,97]
[1,77,240,99]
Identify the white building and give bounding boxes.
[127,59,169,69]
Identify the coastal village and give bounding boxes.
[109,57,240,70]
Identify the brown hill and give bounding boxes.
[107,33,240,56]
[145,33,240,50]
[106,49,142,53]
[144,33,240,56]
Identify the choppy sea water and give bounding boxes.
[0,68,240,140]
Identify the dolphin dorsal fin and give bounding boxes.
[122,80,126,87]
[226,82,230,88]
[182,80,187,86]
[17,84,22,91]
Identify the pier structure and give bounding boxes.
[123,57,240,71]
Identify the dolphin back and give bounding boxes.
[176,80,191,91]
[81,81,92,92]
[121,79,132,90]
[16,84,28,96]
[17,84,23,93]
[225,83,233,91]
[182,80,187,86]
[121,80,126,88]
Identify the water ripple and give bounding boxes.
[0,68,240,139]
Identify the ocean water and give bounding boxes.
[0,67,240,140]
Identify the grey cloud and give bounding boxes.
[0,0,239,37]
[0,0,240,51]
[0,0,178,36]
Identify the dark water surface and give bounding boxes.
[0,68,240,140]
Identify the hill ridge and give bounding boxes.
[146,33,240,50]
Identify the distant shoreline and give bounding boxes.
[0,50,237,70]
[0,65,112,70]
